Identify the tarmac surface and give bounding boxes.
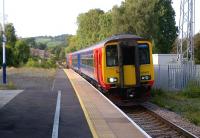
[0,69,92,138]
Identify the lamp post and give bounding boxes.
[2,0,6,84]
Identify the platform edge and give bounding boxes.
[64,69,98,138]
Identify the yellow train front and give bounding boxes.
[67,34,154,103]
[101,35,154,103]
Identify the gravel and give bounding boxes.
[142,102,200,137]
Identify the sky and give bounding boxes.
[0,0,199,38]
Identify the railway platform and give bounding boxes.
[0,69,92,138]
[0,69,150,138]
[64,69,150,138]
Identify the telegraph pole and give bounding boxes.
[2,0,7,84]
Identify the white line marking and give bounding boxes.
[52,90,61,138]
[74,71,151,138]
[51,79,55,91]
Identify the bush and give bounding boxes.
[151,88,166,97]
[182,81,200,98]
[26,57,57,68]
[0,81,16,90]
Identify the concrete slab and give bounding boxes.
[0,90,23,108]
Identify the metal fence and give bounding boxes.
[154,64,200,91]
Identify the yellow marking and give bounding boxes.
[124,65,136,85]
[63,69,99,138]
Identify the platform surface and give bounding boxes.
[64,69,150,138]
[0,69,92,138]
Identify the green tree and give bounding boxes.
[194,33,200,63]
[112,2,128,34]
[153,0,178,53]
[59,47,66,60]
[37,42,47,50]
[5,45,15,66]
[66,35,78,53]
[66,0,177,54]
[50,46,65,60]
[76,9,104,49]
[111,0,177,53]
[99,12,113,39]
[14,40,30,65]
[24,37,36,48]
[5,23,17,47]
[111,0,156,36]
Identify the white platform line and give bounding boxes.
[52,90,61,138]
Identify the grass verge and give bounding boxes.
[151,85,200,126]
[0,67,56,90]
[0,81,16,90]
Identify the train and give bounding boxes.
[66,34,154,103]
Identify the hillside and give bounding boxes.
[25,34,71,48]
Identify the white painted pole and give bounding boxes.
[2,0,7,84]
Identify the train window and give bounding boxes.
[72,56,78,66]
[122,47,135,65]
[81,53,94,67]
[106,45,118,67]
[139,44,150,64]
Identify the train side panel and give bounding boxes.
[79,50,96,81]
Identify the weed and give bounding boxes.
[151,88,200,126]
[182,81,200,98]
[0,81,16,90]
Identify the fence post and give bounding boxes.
[168,64,169,91]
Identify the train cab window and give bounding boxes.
[139,44,150,64]
[122,47,135,65]
[106,45,118,67]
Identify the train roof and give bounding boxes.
[70,34,144,55]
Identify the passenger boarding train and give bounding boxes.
[66,34,154,102]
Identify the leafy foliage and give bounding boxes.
[67,0,178,54]
[153,0,178,53]
[5,23,17,47]
[151,88,200,126]
[50,46,66,60]
[0,23,30,67]
[194,33,200,63]
[26,57,56,68]
[66,35,78,53]
[14,40,30,65]
[76,9,104,49]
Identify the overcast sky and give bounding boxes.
[0,0,199,37]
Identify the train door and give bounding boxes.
[77,54,81,71]
[94,50,100,82]
[117,40,140,88]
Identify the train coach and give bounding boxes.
[66,34,154,102]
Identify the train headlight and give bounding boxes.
[108,77,118,83]
[141,75,151,80]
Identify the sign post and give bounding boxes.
[2,0,6,84]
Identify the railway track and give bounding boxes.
[122,105,198,138]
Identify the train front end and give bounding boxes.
[102,36,154,102]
